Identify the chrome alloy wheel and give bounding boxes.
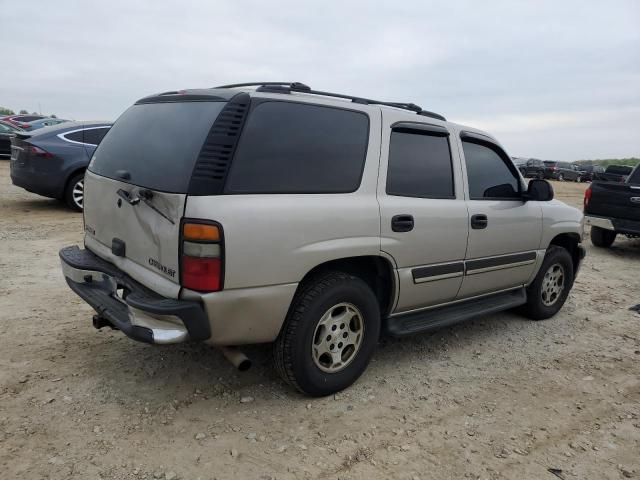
[541,263,565,306]
[72,178,84,209]
[311,302,364,373]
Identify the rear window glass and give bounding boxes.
[224,101,369,194]
[605,165,633,175]
[89,102,225,192]
[17,116,43,122]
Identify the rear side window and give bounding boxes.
[89,101,226,193]
[386,129,454,198]
[64,131,85,143]
[224,102,369,194]
[82,127,110,146]
[462,141,520,199]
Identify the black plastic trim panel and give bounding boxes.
[412,262,464,281]
[392,122,449,136]
[465,251,537,272]
[188,93,251,195]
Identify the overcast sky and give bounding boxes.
[1,0,638,160]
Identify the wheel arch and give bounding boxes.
[295,255,397,317]
[548,233,582,275]
[63,166,86,197]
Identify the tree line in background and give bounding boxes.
[0,106,57,117]
[575,158,640,167]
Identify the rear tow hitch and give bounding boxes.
[92,315,118,330]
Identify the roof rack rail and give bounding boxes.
[212,82,446,121]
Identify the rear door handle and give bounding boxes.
[392,214,414,232]
[471,214,488,229]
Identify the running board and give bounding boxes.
[385,288,527,337]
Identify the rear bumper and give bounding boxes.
[60,246,210,344]
[10,167,63,199]
[585,215,640,235]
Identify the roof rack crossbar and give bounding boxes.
[212,82,446,120]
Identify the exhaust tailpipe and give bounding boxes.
[220,346,251,371]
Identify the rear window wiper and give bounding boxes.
[116,188,175,224]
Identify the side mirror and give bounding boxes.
[524,179,554,201]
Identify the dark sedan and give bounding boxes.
[10,121,111,210]
[0,120,26,159]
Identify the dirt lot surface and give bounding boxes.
[1,161,639,480]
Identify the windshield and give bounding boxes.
[543,161,556,166]
[89,101,226,193]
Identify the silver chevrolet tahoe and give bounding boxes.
[60,82,585,396]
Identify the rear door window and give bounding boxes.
[386,128,454,198]
[224,101,369,193]
[89,101,226,193]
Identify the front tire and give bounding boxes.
[64,172,85,211]
[590,226,616,248]
[519,246,574,320]
[274,271,380,397]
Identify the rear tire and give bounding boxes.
[273,271,380,397]
[519,246,574,320]
[590,226,616,248]
[64,172,85,211]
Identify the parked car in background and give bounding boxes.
[520,158,546,179]
[584,165,640,248]
[2,114,47,129]
[10,121,112,210]
[543,161,582,182]
[576,164,605,182]
[0,120,26,159]
[593,165,634,183]
[22,117,69,131]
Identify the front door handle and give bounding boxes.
[471,214,488,229]
[392,214,414,232]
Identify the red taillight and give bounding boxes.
[28,145,53,158]
[584,185,592,210]
[180,221,223,292]
[182,256,221,291]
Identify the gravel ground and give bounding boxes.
[1,161,639,480]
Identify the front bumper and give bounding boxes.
[60,246,210,344]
